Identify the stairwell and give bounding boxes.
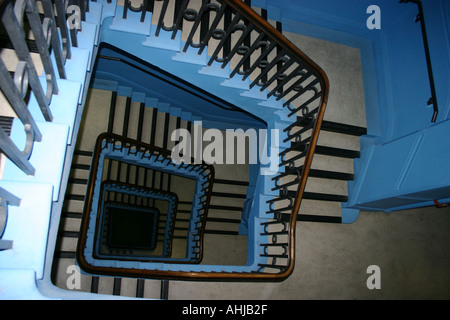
[0,0,367,299]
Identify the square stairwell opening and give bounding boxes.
[51,43,269,290]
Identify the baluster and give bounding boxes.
[200,0,210,45]
[0,125,35,176]
[259,57,294,92]
[0,57,43,152]
[276,69,312,102]
[40,0,67,79]
[260,8,268,84]
[0,187,21,251]
[207,12,241,66]
[171,0,186,39]
[242,0,251,72]
[141,0,152,22]
[54,0,72,60]
[67,0,81,48]
[275,20,283,96]
[123,0,150,22]
[242,40,276,81]
[122,0,129,19]
[1,1,53,121]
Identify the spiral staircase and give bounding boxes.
[0,0,368,299]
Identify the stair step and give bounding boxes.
[209,204,244,212]
[65,194,85,202]
[0,116,14,135]
[211,192,247,199]
[214,179,249,186]
[71,163,91,171]
[303,191,348,202]
[278,213,342,224]
[74,150,93,157]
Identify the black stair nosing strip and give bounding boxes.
[320,120,367,136]
[0,116,14,136]
[58,231,80,238]
[214,179,249,186]
[71,163,91,170]
[308,169,354,181]
[55,251,76,259]
[62,211,83,219]
[303,191,348,202]
[314,145,360,159]
[113,278,122,296]
[68,178,88,185]
[285,190,348,202]
[204,229,240,236]
[278,213,342,224]
[65,194,85,201]
[276,167,354,181]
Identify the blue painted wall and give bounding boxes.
[90,44,267,130]
[261,0,450,220]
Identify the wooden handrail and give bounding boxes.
[76,0,329,282]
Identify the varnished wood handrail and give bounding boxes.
[222,0,330,281]
[77,1,329,282]
[76,133,215,278]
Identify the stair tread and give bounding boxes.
[278,213,342,223]
[277,168,353,181]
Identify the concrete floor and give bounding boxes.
[169,206,450,300]
[51,15,450,299]
[167,32,450,300]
